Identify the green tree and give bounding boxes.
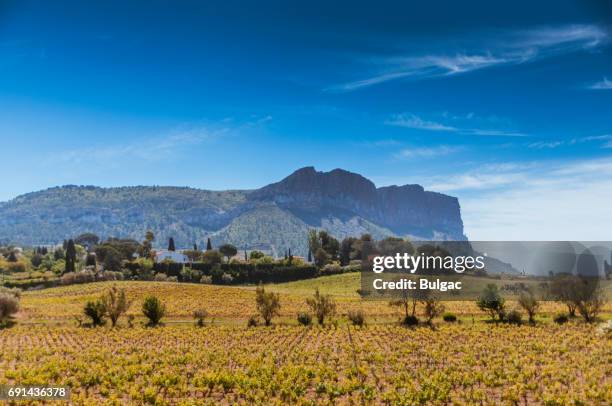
[168,237,176,252]
[140,231,155,258]
[101,286,132,327]
[477,284,506,321]
[306,288,336,325]
[84,300,106,327]
[75,233,100,251]
[219,244,238,263]
[206,238,212,251]
[64,239,77,274]
[518,290,540,324]
[255,285,281,326]
[202,250,223,266]
[250,250,264,260]
[142,296,166,326]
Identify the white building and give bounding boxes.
[154,250,189,264]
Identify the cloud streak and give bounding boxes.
[588,77,612,90]
[332,24,608,91]
[386,113,526,137]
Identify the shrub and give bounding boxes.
[476,284,506,321]
[255,285,281,326]
[193,309,208,327]
[84,300,106,326]
[576,288,605,323]
[321,262,342,276]
[61,270,96,285]
[442,312,457,322]
[306,288,336,326]
[518,291,540,324]
[101,286,131,327]
[506,310,522,325]
[0,292,20,324]
[142,296,165,326]
[247,315,258,327]
[402,315,419,326]
[347,310,365,326]
[221,273,234,285]
[97,271,124,282]
[200,275,213,284]
[422,296,445,324]
[553,313,569,325]
[297,312,312,326]
[154,273,168,281]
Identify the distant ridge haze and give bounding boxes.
[0,167,465,256]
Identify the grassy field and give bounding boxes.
[2,275,611,404]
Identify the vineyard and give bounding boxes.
[1,323,610,404]
[1,276,611,404]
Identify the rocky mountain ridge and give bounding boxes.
[0,167,466,256]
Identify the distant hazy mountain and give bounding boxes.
[0,167,465,256]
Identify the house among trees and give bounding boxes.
[155,250,189,264]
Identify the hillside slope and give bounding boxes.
[0,167,466,255]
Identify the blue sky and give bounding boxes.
[1,0,611,240]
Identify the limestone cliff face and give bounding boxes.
[0,167,466,253]
[249,167,465,240]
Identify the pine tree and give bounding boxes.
[206,238,212,251]
[168,237,176,251]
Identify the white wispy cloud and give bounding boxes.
[332,24,608,91]
[527,134,612,149]
[394,145,460,159]
[47,117,271,167]
[588,77,612,90]
[386,113,526,137]
[386,114,457,132]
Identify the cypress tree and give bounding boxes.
[206,238,212,251]
[65,239,76,273]
[307,249,312,263]
[244,250,248,261]
[193,243,198,251]
[168,237,176,251]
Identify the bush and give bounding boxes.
[347,310,365,326]
[518,291,539,323]
[97,271,124,282]
[506,310,522,325]
[193,309,208,327]
[61,270,96,285]
[402,315,419,326]
[100,286,131,327]
[476,284,506,321]
[422,296,445,324]
[200,275,213,284]
[221,273,234,285]
[442,312,457,322]
[247,315,258,327]
[553,313,569,325]
[142,296,165,326]
[255,285,281,326]
[306,289,336,326]
[84,300,106,326]
[321,262,342,276]
[154,273,168,281]
[297,312,312,326]
[0,292,20,324]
